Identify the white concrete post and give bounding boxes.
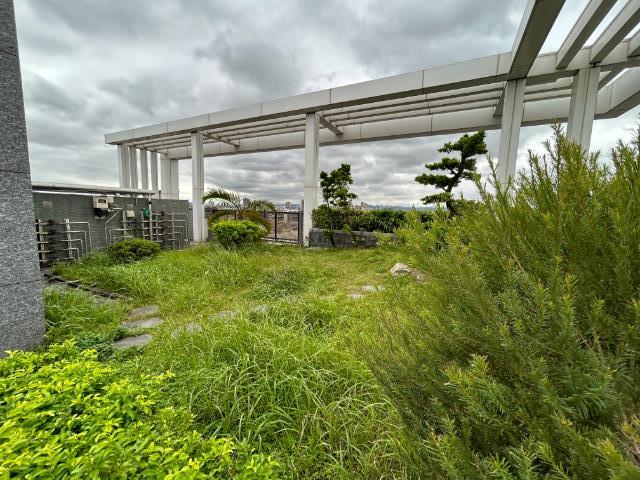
[567,67,600,150]
[117,144,128,187]
[160,153,171,198]
[139,148,149,190]
[150,151,159,195]
[497,78,526,183]
[303,113,320,245]
[191,131,206,242]
[170,159,179,199]
[128,146,139,189]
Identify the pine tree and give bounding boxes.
[415,131,487,214]
[320,163,357,209]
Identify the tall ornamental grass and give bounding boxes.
[363,127,640,478]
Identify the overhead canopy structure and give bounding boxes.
[105,0,640,243]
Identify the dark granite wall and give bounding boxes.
[0,0,45,352]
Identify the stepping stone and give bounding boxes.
[128,305,159,319]
[121,317,164,330]
[113,334,152,350]
[252,304,269,314]
[210,310,236,320]
[171,322,202,338]
[362,285,377,292]
[348,293,365,299]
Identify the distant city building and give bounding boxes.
[241,197,250,207]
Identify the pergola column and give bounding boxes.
[117,144,130,187]
[160,153,170,198]
[567,67,600,150]
[170,159,179,199]
[150,151,159,195]
[139,148,149,190]
[128,146,139,189]
[497,78,526,183]
[303,113,320,245]
[191,131,206,242]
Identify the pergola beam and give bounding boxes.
[106,38,639,148]
[508,0,566,78]
[557,0,616,69]
[318,114,343,135]
[203,132,239,148]
[629,28,640,56]
[590,0,640,63]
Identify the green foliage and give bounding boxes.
[44,287,126,358]
[211,220,266,248]
[364,126,640,478]
[106,237,161,264]
[320,163,358,209]
[49,243,415,478]
[312,205,433,233]
[0,342,279,478]
[415,130,486,213]
[203,187,275,234]
[141,317,409,479]
[238,209,272,234]
[250,265,313,300]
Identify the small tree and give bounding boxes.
[317,164,357,239]
[320,163,357,209]
[415,131,487,214]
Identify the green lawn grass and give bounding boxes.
[48,243,416,479]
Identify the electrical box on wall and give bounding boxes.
[92,196,114,211]
[125,210,135,218]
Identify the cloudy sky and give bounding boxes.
[15,0,640,205]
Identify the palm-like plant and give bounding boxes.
[202,187,276,232]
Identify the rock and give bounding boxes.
[128,305,159,319]
[390,262,424,281]
[112,334,152,350]
[171,322,202,337]
[348,293,365,299]
[214,310,236,319]
[361,284,377,292]
[390,262,412,276]
[121,317,164,330]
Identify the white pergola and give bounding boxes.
[105,0,640,244]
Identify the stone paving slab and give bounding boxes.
[121,317,164,330]
[171,322,203,337]
[113,334,152,350]
[128,305,159,319]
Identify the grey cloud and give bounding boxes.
[15,0,640,207]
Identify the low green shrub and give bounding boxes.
[312,205,433,233]
[363,127,640,478]
[106,237,161,264]
[211,220,265,248]
[238,209,272,234]
[0,342,279,478]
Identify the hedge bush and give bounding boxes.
[106,238,160,264]
[312,205,433,233]
[0,342,279,478]
[363,127,640,478]
[211,219,265,248]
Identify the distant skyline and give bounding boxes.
[16,0,640,205]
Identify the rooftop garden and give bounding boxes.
[3,127,640,478]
